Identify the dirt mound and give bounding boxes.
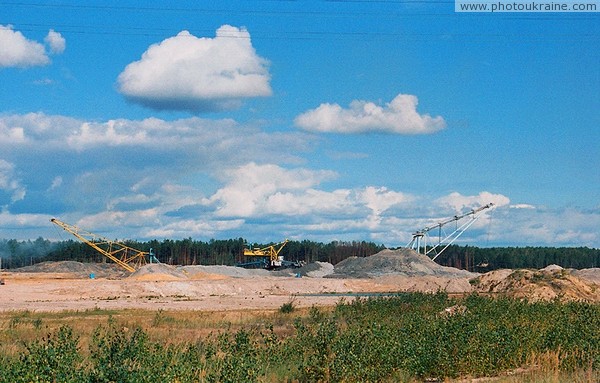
[299,261,334,278]
[329,248,477,279]
[271,261,335,278]
[179,265,270,278]
[571,268,600,285]
[128,263,187,281]
[15,261,125,278]
[540,264,563,272]
[471,268,600,302]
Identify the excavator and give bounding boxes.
[406,203,494,261]
[50,218,158,273]
[240,239,303,269]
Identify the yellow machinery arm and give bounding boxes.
[243,239,289,268]
[50,218,149,273]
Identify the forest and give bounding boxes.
[0,237,599,271]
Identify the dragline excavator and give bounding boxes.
[406,203,494,261]
[50,218,158,273]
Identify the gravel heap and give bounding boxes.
[179,265,271,278]
[540,264,563,272]
[271,261,335,278]
[15,261,126,278]
[329,248,477,279]
[571,268,600,285]
[296,261,334,278]
[128,263,188,281]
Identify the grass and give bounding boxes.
[0,306,312,358]
[0,294,598,382]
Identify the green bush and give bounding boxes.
[1,293,598,382]
[2,325,85,383]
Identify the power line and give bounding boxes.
[10,22,598,42]
[3,1,597,42]
[4,1,597,20]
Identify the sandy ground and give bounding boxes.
[2,251,597,312]
[0,271,473,312]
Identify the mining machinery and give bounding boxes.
[50,218,157,273]
[241,239,301,269]
[406,203,494,261]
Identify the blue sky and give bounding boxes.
[0,1,598,248]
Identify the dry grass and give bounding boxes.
[447,350,598,383]
[0,307,314,358]
[1,308,597,383]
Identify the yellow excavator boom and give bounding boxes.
[243,239,289,268]
[50,218,149,273]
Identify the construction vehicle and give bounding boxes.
[406,203,494,261]
[240,239,302,269]
[50,218,158,273]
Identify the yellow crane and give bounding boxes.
[243,239,290,268]
[50,218,152,273]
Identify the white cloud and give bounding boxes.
[358,186,414,215]
[0,114,309,167]
[207,162,338,217]
[48,176,62,191]
[436,191,510,213]
[205,164,415,236]
[0,159,26,203]
[0,211,52,229]
[483,206,600,248]
[510,203,536,209]
[0,25,49,68]
[44,29,66,54]
[117,25,272,112]
[265,189,354,216]
[0,113,314,229]
[0,113,598,248]
[294,94,446,134]
[145,218,244,238]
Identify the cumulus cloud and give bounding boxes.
[0,113,313,225]
[294,94,446,134]
[0,159,26,203]
[205,163,415,230]
[0,112,598,248]
[207,162,339,217]
[436,191,510,213]
[483,206,600,248]
[0,113,309,166]
[117,25,272,112]
[358,186,414,216]
[0,25,49,67]
[44,29,66,54]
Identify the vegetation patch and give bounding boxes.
[1,293,598,382]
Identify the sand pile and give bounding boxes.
[179,265,271,278]
[270,261,334,278]
[299,261,334,278]
[15,261,125,278]
[471,268,600,302]
[540,264,563,272]
[329,248,477,279]
[128,263,187,281]
[571,268,600,285]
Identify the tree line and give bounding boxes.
[0,237,385,270]
[434,245,600,271]
[0,237,598,270]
